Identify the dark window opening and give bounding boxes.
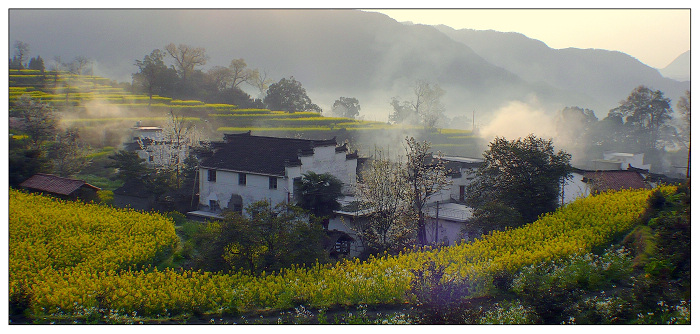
[269,177,278,189]
[208,169,216,182]
[239,173,247,185]
[209,200,219,212]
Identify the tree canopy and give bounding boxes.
[132,49,178,102]
[332,97,361,119]
[194,201,328,275]
[296,172,343,226]
[264,77,321,112]
[389,81,446,129]
[468,134,572,225]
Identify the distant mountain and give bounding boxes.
[9,9,689,121]
[434,25,690,117]
[659,50,690,82]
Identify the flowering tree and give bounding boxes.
[355,149,415,254]
[404,137,451,246]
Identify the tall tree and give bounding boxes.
[676,90,690,149]
[467,134,572,224]
[554,106,599,163]
[676,90,690,178]
[206,65,233,91]
[228,58,254,88]
[389,81,446,129]
[263,77,321,112]
[107,150,151,182]
[355,149,415,254]
[331,97,361,119]
[141,109,202,188]
[404,137,451,246]
[13,40,30,68]
[164,43,209,82]
[133,49,178,103]
[248,69,273,99]
[608,85,673,153]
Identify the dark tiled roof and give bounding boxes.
[202,132,343,176]
[19,173,100,195]
[582,170,648,192]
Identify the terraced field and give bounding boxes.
[9,69,484,157]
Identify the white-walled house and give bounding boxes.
[328,154,484,253]
[189,132,358,219]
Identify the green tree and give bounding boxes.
[608,86,673,154]
[296,172,343,228]
[471,201,524,235]
[404,137,451,246]
[107,150,151,182]
[9,137,50,187]
[331,97,361,119]
[195,201,328,275]
[554,106,598,162]
[28,55,45,72]
[133,49,178,104]
[264,77,322,112]
[468,134,572,224]
[388,97,417,124]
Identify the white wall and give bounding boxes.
[199,168,287,211]
[198,144,358,211]
[562,172,590,205]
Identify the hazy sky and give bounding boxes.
[367,9,690,69]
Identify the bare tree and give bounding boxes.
[249,68,273,98]
[164,43,209,81]
[13,40,30,67]
[69,56,92,75]
[389,80,447,129]
[229,58,254,88]
[404,137,451,246]
[207,66,233,91]
[140,109,203,188]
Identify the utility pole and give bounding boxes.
[472,109,475,132]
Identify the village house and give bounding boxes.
[19,173,101,202]
[188,132,359,220]
[329,155,484,253]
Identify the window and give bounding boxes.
[207,169,216,182]
[148,156,154,162]
[238,173,247,185]
[269,177,278,189]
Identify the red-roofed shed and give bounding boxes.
[19,173,101,201]
[582,170,648,194]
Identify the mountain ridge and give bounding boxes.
[9,9,689,120]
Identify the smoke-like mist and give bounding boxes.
[478,100,557,141]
